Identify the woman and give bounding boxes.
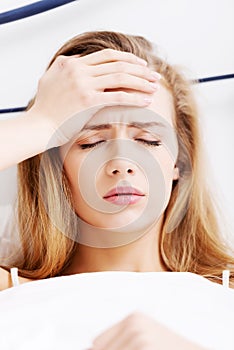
[0,31,233,349]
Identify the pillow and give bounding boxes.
[0,271,233,350]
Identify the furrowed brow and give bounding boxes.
[82,121,166,131]
[128,121,166,129]
[82,123,112,131]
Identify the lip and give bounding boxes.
[103,186,145,205]
[103,186,144,198]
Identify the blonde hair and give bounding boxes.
[7,31,234,284]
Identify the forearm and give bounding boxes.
[0,50,156,171]
[0,109,54,171]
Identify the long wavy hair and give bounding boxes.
[6,31,234,284]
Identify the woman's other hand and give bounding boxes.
[91,311,207,350]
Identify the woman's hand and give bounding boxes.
[91,312,207,350]
[0,49,161,170]
[30,49,161,145]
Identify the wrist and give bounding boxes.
[25,107,70,147]
[25,107,55,137]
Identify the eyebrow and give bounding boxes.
[82,121,166,131]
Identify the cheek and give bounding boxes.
[63,153,82,196]
[151,150,176,208]
[152,148,175,181]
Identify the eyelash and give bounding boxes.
[79,139,161,150]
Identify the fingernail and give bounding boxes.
[137,57,147,66]
[149,82,159,90]
[151,71,162,80]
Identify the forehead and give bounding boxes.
[85,85,175,130]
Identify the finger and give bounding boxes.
[79,48,147,66]
[91,61,161,82]
[94,73,159,93]
[92,319,124,350]
[95,90,154,107]
[95,327,137,350]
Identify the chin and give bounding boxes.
[86,210,143,230]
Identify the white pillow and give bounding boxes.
[0,271,233,350]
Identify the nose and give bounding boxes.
[106,159,136,176]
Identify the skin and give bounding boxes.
[91,312,206,350]
[59,83,205,350]
[0,48,161,287]
[0,49,206,349]
[0,49,158,171]
[60,83,179,275]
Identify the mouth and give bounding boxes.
[103,186,145,205]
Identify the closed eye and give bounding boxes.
[79,139,161,150]
[135,139,162,147]
[79,140,105,149]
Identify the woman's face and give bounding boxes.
[59,85,179,230]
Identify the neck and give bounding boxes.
[63,215,168,275]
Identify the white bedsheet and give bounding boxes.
[0,271,234,350]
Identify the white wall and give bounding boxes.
[0,0,234,246]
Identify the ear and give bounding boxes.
[173,165,179,180]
